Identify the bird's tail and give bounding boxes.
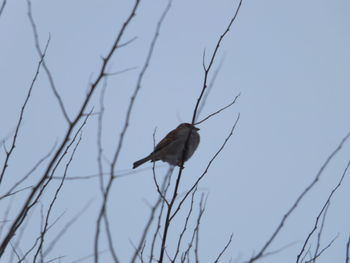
[133,155,151,169]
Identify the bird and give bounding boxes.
[133,123,200,169]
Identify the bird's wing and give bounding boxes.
[154,129,179,152]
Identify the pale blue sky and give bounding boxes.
[0,0,350,262]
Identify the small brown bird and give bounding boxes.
[133,123,200,169]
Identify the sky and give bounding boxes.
[0,0,350,262]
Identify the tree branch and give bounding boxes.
[244,130,350,263]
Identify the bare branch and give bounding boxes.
[51,166,157,181]
[157,2,243,260]
[300,245,312,263]
[296,160,350,263]
[4,142,56,196]
[33,133,83,262]
[9,206,35,263]
[140,241,146,263]
[195,93,240,125]
[0,0,7,18]
[312,202,330,263]
[0,0,139,254]
[0,37,50,184]
[148,168,173,263]
[45,255,67,263]
[70,250,108,263]
[191,0,243,124]
[244,130,350,263]
[129,240,144,263]
[94,1,172,262]
[152,166,169,206]
[181,192,206,263]
[92,0,146,260]
[0,110,91,256]
[213,234,234,263]
[9,242,21,262]
[130,168,173,263]
[105,66,138,76]
[254,241,299,261]
[171,114,240,221]
[103,214,120,263]
[346,235,350,263]
[18,210,66,263]
[0,186,32,201]
[159,112,239,263]
[0,196,15,239]
[173,188,198,262]
[194,226,200,263]
[117,36,138,49]
[159,161,186,262]
[197,55,226,119]
[26,0,71,123]
[0,128,16,150]
[43,200,93,256]
[97,77,108,195]
[152,128,170,206]
[305,235,338,263]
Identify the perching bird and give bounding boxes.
[133,123,200,169]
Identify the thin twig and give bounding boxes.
[245,130,350,263]
[27,0,71,123]
[194,227,200,263]
[0,0,7,18]
[93,0,145,261]
[70,250,108,263]
[160,113,239,262]
[18,211,66,263]
[346,235,350,263]
[9,242,21,262]
[130,168,173,263]
[0,0,138,254]
[148,168,173,263]
[0,128,16,150]
[312,202,330,263]
[51,166,154,181]
[4,142,56,195]
[0,186,32,201]
[9,205,35,263]
[305,235,338,263]
[95,77,119,263]
[171,114,240,221]
[158,2,243,260]
[117,36,138,49]
[152,128,170,206]
[195,94,240,125]
[300,245,312,263]
[213,234,234,263]
[181,193,206,263]
[296,160,350,263]
[197,56,226,119]
[0,196,15,239]
[191,0,243,124]
[43,200,93,256]
[94,1,171,262]
[103,214,119,263]
[45,255,67,263]
[173,188,198,262]
[33,133,83,262]
[0,110,91,256]
[97,77,108,195]
[106,66,138,76]
[0,37,50,184]
[255,241,299,261]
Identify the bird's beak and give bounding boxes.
[194,127,200,131]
